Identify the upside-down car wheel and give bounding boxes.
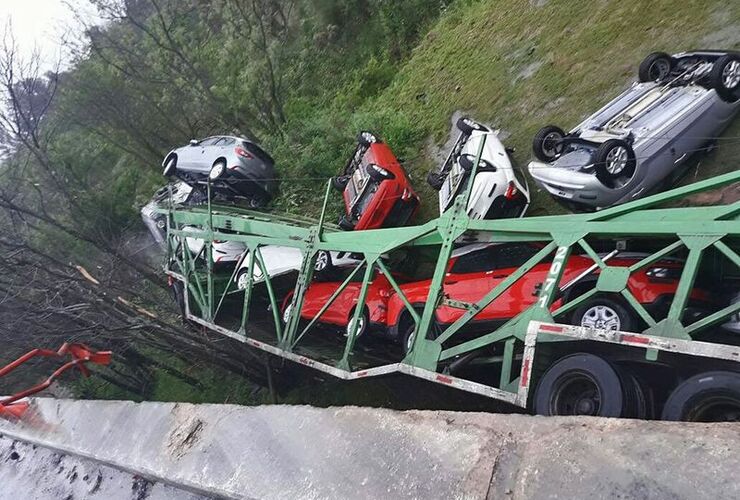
[638,52,674,83]
[532,125,566,162]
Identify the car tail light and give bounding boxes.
[504,181,519,200]
[235,147,254,159]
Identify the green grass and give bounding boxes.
[354,0,740,218]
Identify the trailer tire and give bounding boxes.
[661,371,740,422]
[534,353,627,417]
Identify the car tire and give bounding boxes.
[248,195,268,209]
[638,52,674,83]
[209,160,227,181]
[593,139,636,185]
[314,250,332,273]
[236,268,252,291]
[661,371,740,422]
[346,308,368,339]
[426,170,445,191]
[534,353,627,417]
[571,295,636,332]
[366,163,395,182]
[162,155,177,177]
[337,214,355,231]
[456,116,488,135]
[331,175,349,192]
[709,54,740,103]
[282,301,294,325]
[532,125,566,162]
[357,131,379,147]
[402,323,416,355]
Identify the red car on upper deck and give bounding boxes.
[331,132,420,231]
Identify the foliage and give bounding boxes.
[1,0,739,404]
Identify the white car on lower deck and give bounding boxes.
[427,117,530,220]
[234,246,360,289]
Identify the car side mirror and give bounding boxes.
[189,139,198,146]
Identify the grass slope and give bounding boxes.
[366,0,740,218]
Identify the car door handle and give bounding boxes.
[492,274,507,279]
[445,280,458,285]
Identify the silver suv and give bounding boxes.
[528,50,740,211]
[162,135,278,207]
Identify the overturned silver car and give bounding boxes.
[528,50,740,211]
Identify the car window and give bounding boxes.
[219,137,236,146]
[493,243,540,269]
[450,248,499,274]
[242,141,274,164]
[199,137,220,146]
[450,244,540,274]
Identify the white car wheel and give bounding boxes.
[314,251,330,272]
[237,271,250,291]
[282,303,293,325]
[209,162,226,180]
[580,305,621,331]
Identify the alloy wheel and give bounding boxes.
[282,303,293,325]
[605,146,628,174]
[346,314,365,337]
[722,60,740,90]
[314,251,329,272]
[209,163,225,180]
[580,305,621,331]
[542,132,563,157]
[237,272,249,291]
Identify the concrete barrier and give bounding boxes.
[1,398,738,499]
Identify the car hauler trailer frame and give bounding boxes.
[158,137,740,419]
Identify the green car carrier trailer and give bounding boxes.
[159,138,740,421]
